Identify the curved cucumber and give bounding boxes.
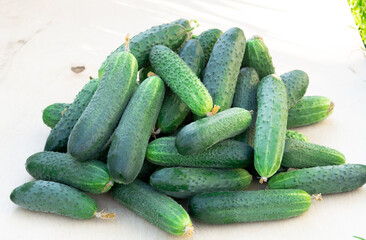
[107,76,165,184]
[288,96,334,128]
[42,103,70,129]
[10,180,98,219]
[146,137,253,168]
[111,179,193,237]
[176,108,252,155]
[196,28,223,65]
[188,189,311,224]
[150,167,251,198]
[285,130,309,142]
[268,164,366,195]
[25,151,113,194]
[68,52,138,162]
[281,70,309,109]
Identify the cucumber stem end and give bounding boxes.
[95,210,115,219]
[184,224,194,238]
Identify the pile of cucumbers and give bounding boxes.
[11,18,366,237]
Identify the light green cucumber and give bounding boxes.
[285,130,309,142]
[281,70,309,109]
[42,103,70,129]
[196,28,223,65]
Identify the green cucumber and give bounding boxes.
[150,45,213,116]
[254,74,288,182]
[288,96,334,128]
[281,70,309,109]
[146,137,253,168]
[68,51,138,162]
[150,167,251,198]
[111,179,193,237]
[196,28,223,65]
[176,108,252,155]
[242,35,275,79]
[170,18,192,50]
[247,165,288,179]
[25,152,113,194]
[285,130,309,142]
[44,78,99,152]
[107,76,165,184]
[268,164,366,195]
[178,39,205,77]
[188,189,311,224]
[42,103,70,128]
[202,27,246,111]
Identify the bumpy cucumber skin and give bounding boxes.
[44,79,99,152]
[107,76,165,184]
[146,137,253,168]
[242,36,275,79]
[176,108,252,155]
[42,103,70,129]
[202,27,246,111]
[281,70,309,109]
[150,45,213,116]
[68,52,138,162]
[188,189,311,224]
[254,74,288,180]
[111,179,192,236]
[150,167,252,198]
[287,96,334,128]
[268,164,366,195]
[196,28,223,65]
[10,180,97,219]
[285,130,309,142]
[25,152,113,194]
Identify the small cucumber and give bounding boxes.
[107,76,165,184]
[25,151,113,194]
[178,39,205,77]
[288,96,334,128]
[254,74,288,182]
[281,70,309,109]
[188,189,311,224]
[285,130,309,142]
[170,18,192,50]
[44,78,99,152]
[196,28,223,65]
[202,27,246,111]
[176,108,252,155]
[111,179,193,237]
[68,51,138,162]
[42,103,70,128]
[150,167,251,198]
[242,35,275,79]
[146,137,253,168]
[150,45,213,116]
[268,164,366,195]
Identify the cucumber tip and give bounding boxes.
[184,224,194,238]
[259,177,267,184]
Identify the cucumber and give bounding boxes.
[146,137,253,168]
[138,64,154,83]
[280,70,309,109]
[242,35,275,79]
[196,28,223,65]
[107,76,165,184]
[42,103,69,129]
[170,18,192,50]
[254,74,288,182]
[68,51,138,162]
[176,108,252,155]
[178,39,205,77]
[25,151,113,194]
[288,96,334,128]
[111,179,193,237]
[285,130,309,142]
[150,167,252,198]
[188,189,311,224]
[247,165,288,179]
[150,45,213,116]
[268,164,366,195]
[202,27,246,111]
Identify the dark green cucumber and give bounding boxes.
[44,78,99,152]
[268,164,366,195]
[138,64,154,83]
[254,74,288,182]
[188,189,311,224]
[281,139,345,168]
[157,39,205,133]
[196,28,223,65]
[42,103,70,128]
[68,52,138,162]
[247,165,288,179]
[25,151,113,194]
[285,130,309,142]
[242,35,275,79]
[150,167,251,198]
[170,18,192,50]
[111,179,193,237]
[150,45,213,116]
[288,96,334,128]
[176,108,252,155]
[281,70,309,109]
[146,137,253,168]
[202,27,246,111]
[10,180,98,219]
[107,76,165,184]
